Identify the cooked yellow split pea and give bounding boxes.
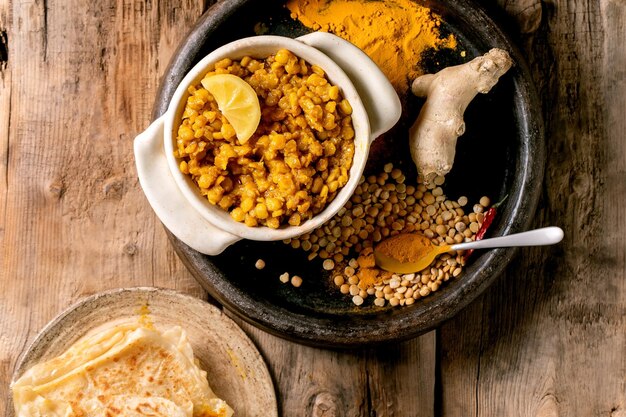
[175,49,356,228]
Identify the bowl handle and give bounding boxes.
[133,117,241,255]
[297,32,401,140]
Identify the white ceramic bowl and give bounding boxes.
[134,33,401,255]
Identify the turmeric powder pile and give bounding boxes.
[286,0,457,92]
[374,232,432,263]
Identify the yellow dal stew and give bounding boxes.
[174,49,356,229]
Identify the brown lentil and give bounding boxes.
[288,164,490,307]
[291,275,303,287]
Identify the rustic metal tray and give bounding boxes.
[151,0,544,347]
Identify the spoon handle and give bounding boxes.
[450,226,564,251]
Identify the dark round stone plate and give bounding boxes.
[151,0,544,348]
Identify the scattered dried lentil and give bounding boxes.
[284,164,489,307]
[291,275,303,287]
[322,259,335,270]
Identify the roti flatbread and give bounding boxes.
[12,322,233,417]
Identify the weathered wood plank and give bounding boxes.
[439,1,626,416]
[2,1,624,417]
[237,319,436,417]
[0,3,9,206]
[366,333,436,417]
[0,1,207,414]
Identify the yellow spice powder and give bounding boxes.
[286,0,457,92]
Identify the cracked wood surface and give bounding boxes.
[0,1,624,416]
[439,1,626,416]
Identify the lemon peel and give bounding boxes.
[201,74,261,144]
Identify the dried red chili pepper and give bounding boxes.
[463,195,508,261]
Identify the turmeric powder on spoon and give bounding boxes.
[286,0,457,92]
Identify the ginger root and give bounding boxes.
[409,48,513,184]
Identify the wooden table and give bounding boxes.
[1,0,624,415]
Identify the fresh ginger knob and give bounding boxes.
[409,48,513,184]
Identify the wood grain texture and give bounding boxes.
[439,1,626,416]
[0,1,207,414]
[0,0,436,416]
[1,0,624,416]
[237,319,435,417]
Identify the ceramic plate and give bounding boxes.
[151,0,544,347]
[10,287,278,417]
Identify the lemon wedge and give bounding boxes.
[201,74,261,144]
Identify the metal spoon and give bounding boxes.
[374,226,564,274]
